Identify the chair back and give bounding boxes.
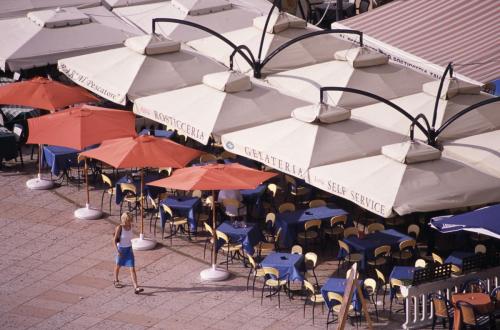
[247,254,257,270]
[462,279,487,293]
[431,293,450,318]
[343,227,358,238]
[415,259,427,268]
[203,222,214,236]
[148,196,158,210]
[375,268,386,284]
[407,224,420,238]
[305,252,318,268]
[331,215,347,227]
[432,252,444,265]
[161,204,173,218]
[399,239,416,251]
[474,244,486,254]
[205,195,214,208]
[222,198,240,216]
[374,245,391,257]
[457,301,478,326]
[304,219,321,231]
[291,245,303,255]
[451,264,462,275]
[267,183,279,197]
[303,279,316,295]
[338,240,350,254]
[13,123,24,142]
[101,174,113,188]
[327,291,343,305]
[275,227,282,242]
[364,278,377,294]
[265,212,276,227]
[278,202,295,213]
[120,183,136,195]
[262,266,280,279]
[308,199,326,208]
[367,223,385,234]
[216,230,229,244]
[158,167,172,176]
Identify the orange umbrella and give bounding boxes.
[27,105,137,220]
[0,77,98,112]
[148,163,277,281]
[80,135,202,249]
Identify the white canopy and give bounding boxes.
[0,0,101,19]
[267,50,433,108]
[442,130,500,179]
[307,141,500,217]
[187,11,353,75]
[352,78,500,141]
[133,71,308,145]
[221,105,404,179]
[113,0,268,42]
[0,6,142,72]
[58,34,225,105]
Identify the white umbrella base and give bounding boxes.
[26,177,54,190]
[74,204,102,220]
[131,234,156,251]
[200,265,230,282]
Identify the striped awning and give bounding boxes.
[334,0,499,84]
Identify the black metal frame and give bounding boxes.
[152,0,363,78]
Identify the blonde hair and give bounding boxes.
[121,212,133,225]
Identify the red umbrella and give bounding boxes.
[80,135,202,249]
[27,105,137,219]
[0,77,98,112]
[148,163,277,280]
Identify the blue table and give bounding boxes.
[139,129,175,139]
[115,173,164,205]
[341,229,413,270]
[321,277,365,311]
[240,184,267,217]
[43,145,80,176]
[261,252,304,282]
[445,251,475,268]
[276,206,348,248]
[160,196,200,231]
[216,221,264,256]
[0,127,17,162]
[389,266,415,298]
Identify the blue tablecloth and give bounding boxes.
[240,184,267,217]
[341,229,413,270]
[445,251,475,268]
[390,266,415,282]
[276,206,348,248]
[160,196,200,231]
[261,252,304,282]
[216,221,264,256]
[115,173,164,205]
[321,277,365,311]
[0,127,17,161]
[42,145,80,176]
[139,129,175,139]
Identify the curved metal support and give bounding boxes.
[409,114,433,144]
[229,45,256,71]
[435,96,500,139]
[151,18,254,69]
[258,0,281,61]
[259,29,363,75]
[432,62,454,128]
[319,86,430,138]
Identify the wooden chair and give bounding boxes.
[367,245,391,269]
[343,227,358,238]
[278,202,295,213]
[389,278,407,318]
[263,183,281,213]
[297,219,321,251]
[258,227,282,257]
[263,212,276,242]
[119,182,140,221]
[326,291,356,328]
[367,222,385,234]
[457,301,492,329]
[217,230,243,269]
[303,279,325,325]
[203,222,216,261]
[432,252,444,265]
[261,267,289,308]
[337,240,362,270]
[162,204,189,244]
[285,175,310,204]
[430,293,454,330]
[375,268,390,310]
[100,174,115,215]
[246,254,265,296]
[415,259,427,268]
[158,167,172,176]
[304,252,319,289]
[291,244,303,255]
[324,215,347,254]
[392,239,416,264]
[308,199,326,208]
[474,244,487,254]
[407,224,420,239]
[364,278,379,321]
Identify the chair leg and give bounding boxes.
[252,274,258,297]
[109,193,113,216]
[261,283,266,305]
[246,269,252,291]
[312,300,316,324]
[277,286,281,308]
[100,190,106,211]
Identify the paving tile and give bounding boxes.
[66,274,111,289]
[9,304,59,319]
[37,289,84,304]
[108,311,160,327]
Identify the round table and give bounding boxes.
[451,293,493,330]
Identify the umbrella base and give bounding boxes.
[131,234,156,251]
[26,176,53,190]
[74,204,102,220]
[200,265,230,282]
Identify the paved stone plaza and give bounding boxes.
[0,157,406,330]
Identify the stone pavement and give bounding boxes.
[0,155,406,330]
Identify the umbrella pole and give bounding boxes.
[26,144,54,190]
[74,157,102,220]
[38,144,42,179]
[140,168,144,236]
[211,190,217,267]
[131,168,156,250]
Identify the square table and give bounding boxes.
[342,229,413,270]
[216,221,264,256]
[160,196,201,231]
[115,173,164,205]
[0,127,17,162]
[260,252,304,282]
[276,206,348,248]
[321,277,365,311]
[445,251,475,268]
[42,145,80,176]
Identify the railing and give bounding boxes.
[400,265,500,329]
